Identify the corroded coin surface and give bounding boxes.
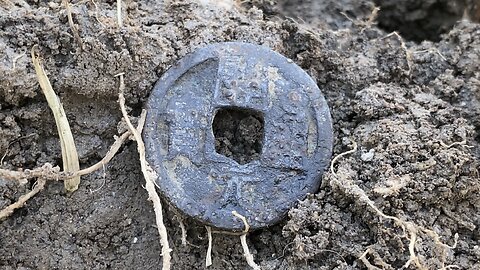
[144,42,333,231]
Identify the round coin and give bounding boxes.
[144,42,333,231]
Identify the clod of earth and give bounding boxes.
[144,42,333,231]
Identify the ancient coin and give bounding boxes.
[144,42,333,231]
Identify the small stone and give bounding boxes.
[361,149,375,162]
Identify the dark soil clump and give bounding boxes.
[213,107,265,165]
[374,0,466,42]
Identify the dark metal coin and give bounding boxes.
[144,42,333,231]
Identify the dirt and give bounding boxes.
[0,0,479,269]
[374,0,467,42]
[213,107,264,165]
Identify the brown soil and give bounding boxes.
[213,107,265,165]
[1,0,479,269]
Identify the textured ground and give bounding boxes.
[0,0,479,269]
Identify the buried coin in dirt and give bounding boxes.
[144,42,333,231]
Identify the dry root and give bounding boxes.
[232,211,260,270]
[116,0,122,27]
[362,7,380,32]
[206,226,213,267]
[11,50,26,70]
[330,140,358,177]
[0,112,146,219]
[117,73,171,270]
[1,44,170,270]
[88,0,106,28]
[359,248,382,270]
[413,48,447,62]
[0,179,46,220]
[330,139,459,269]
[383,32,413,76]
[340,6,380,32]
[62,0,84,50]
[0,65,145,221]
[1,133,35,165]
[178,217,187,247]
[0,115,144,183]
[439,139,473,149]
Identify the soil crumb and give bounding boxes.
[213,107,264,165]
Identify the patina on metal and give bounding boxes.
[144,42,333,231]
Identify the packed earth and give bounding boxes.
[1,0,479,269]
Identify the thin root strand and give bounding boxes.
[383,31,413,76]
[118,74,171,270]
[206,226,213,267]
[232,211,260,270]
[62,0,84,50]
[331,139,458,270]
[330,140,358,177]
[0,179,46,220]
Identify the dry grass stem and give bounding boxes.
[117,74,171,270]
[206,226,213,267]
[232,211,260,270]
[0,179,46,220]
[31,46,81,192]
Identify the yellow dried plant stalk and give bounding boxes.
[31,47,80,192]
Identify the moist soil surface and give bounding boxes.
[213,107,265,165]
[1,0,480,269]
